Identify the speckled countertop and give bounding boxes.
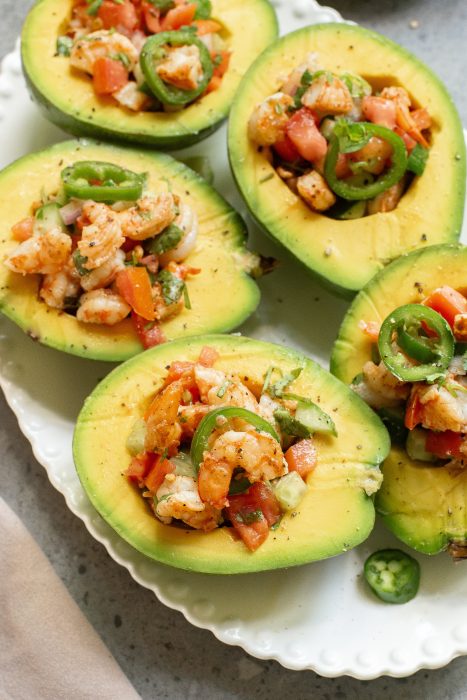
[2,1,467,698]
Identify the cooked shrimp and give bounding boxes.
[453,314,467,342]
[39,263,81,309]
[159,203,198,265]
[302,74,353,115]
[380,86,429,147]
[80,249,125,291]
[76,289,131,325]
[279,52,321,96]
[113,82,152,112]
[78,202,125,271]
[70,30,138,75]
[367,178,405,215]
[5,228,72,275]
[194,365,260,413]
[118,193,177,241]
[248,92,294,146]
[155,474,222,531]
[156,45,203,91]
[296,170,336,211]
[145,380,184,455]
[198,429,286,508]
[349,136,393,176]
[410,382,467,433]
[353,360,410,409]
[178,403,211,440]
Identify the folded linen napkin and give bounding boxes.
[0,496,141,700]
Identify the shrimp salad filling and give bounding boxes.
[4,160,200,347]
[354,286,467,466]
[124,346,337,552]
[248,54,432,219]
[57,0,230,111]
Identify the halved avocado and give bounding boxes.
[21,0,278,149]
[0,139,260,361]
[228,23,466,298]
[73,334,389,574]
[331,244,467,555]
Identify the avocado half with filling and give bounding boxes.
[21,0,278,149]
[0,139,260,361]
[331,244,467,555]
[228,23,466,297]
[73,334,389,574]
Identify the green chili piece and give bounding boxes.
[140,30,213,107]
[193,0,212,19]
[190,407,280,472]
[364,549,420,604]
[146,0,175,10]
[61,161,145,202]
[407,143,429,176]
[378,304,454,382]
[324,122,408,200]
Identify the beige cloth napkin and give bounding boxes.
[0,496,141,700]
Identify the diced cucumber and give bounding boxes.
[406,428,438,462]
[34,202,68,235]
[320,117,336,140]
[171,452,196,478]
[272,472,308,511]
[126,418,147,456]
[275,396,337,437]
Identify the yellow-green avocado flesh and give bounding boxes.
[73,334,389,574]
[0,140,260,361]
[331,244,467,554]
[21,0,278,148]
[228,23,466,298]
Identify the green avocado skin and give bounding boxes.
[21,0,278,149]
[73,334,390,574]
[228,22,466,298]
[331,244,467,555]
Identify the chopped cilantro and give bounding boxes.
[56,36,73,57]
[147,223,183,256]
[157,269,185,306]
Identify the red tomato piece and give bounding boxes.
[116,267,156,321]
[226,482,281,551]
[145,455,176,493]
[198,346,219,367]
[132,311,166,349]
[161,2,197,30]
[98,0,138,31]
[425,430,464,459]
[405,394,423,430]
[211,50,230,78]
[141,0,161,33]
[273,135,300,162]
[423,286,467,329]
[394,126,417,153]
[285,439,317,479]
[286,108,327,164]
[361,96,397,129]
[124,451,156,484]
[93,57,128,95]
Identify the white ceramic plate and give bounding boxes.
[1,0,467,680]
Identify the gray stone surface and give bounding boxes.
[1,1,467,698]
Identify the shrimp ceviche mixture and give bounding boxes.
[248,54,432,219]
[124,347,337,551]
[57,0,229,111]
[354,287,467,466]
[4,160,200,346]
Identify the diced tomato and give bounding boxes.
[358,319,381,343]
[124,451,156,484]
[273,135,300,162]
[405,393,423,430]
[141,0,161,33]
[160,2,196,30]
[198,345,219,367]
[335,152,352,178]
[425,430,464,459]
[121,237,140,253]
[145,455,176,493]
[226,482,280,552]
[11,216,34,242]
[132,311,166,349]
[70,234,81,251]
[194,19,222,35]
[285,439,317,479]
[423,286,467,329]
[410,108,432,132]
[98,0,138,31]
[286,108,327,164]
[93,57,128,95]
[116,267,155,321]
[394,126,417,153]
[204,75,222,94]
[211,50,230,79]
[362,96,397,129]
[164,360,195,385]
